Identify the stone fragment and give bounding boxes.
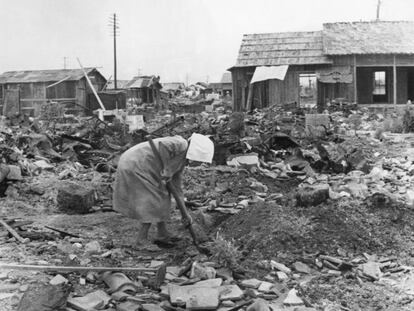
[67,290,111,311]
[275,271,289,282]
[246,298,270,311]
[360,262,382,280]
[244,288,259,298]
[190,262,216,280]
[6,165,22,181]
[142,303,165,311]
[49,274,68,285]
[111,291,130,301]
[169,284,220,310]
[33,160,54,170]
[241,278,262,289]
[56,181,95,214]
[222,300,235,307]
[150,260,165,268]
[270,260,291,274]
[84,241,101,255]
[0,164,10,183]
[219,285,244,301]
[283,289,304,306]
[117,300,140,311]
[195,278,223,287]
[0,271,9,280]
[293,262,311,274]
[227,153,259,169]
[258,281,274,293]
[296,185,329,207]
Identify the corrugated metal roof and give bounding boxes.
[0,68,98,84]
[220,72,232,84]
[233,31,332,68]
[323,21,414,55]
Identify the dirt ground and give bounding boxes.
[3,118,414,310]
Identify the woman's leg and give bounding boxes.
[156,221,170,238]
[136,222,151,245]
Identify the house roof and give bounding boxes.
[162,82,185,91]
[125,75,162,89]
[323,21,414,55]
[220,72,232,84]
[232,31,332,68]
[0,68,102,84]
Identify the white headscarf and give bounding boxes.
[186,133,214,163]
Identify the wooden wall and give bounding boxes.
[0,71,107,116]
[232,54,414,110]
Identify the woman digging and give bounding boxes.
[113,133,214,251]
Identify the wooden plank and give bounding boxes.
[77,58,105,110]
[46,76,70,88]
[0,263,158,273]
[0,219,29,243]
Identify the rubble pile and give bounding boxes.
[3,104,414,309]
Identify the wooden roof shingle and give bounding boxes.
[232,31,332,68]
[323,21,414,55]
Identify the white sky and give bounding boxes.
[0,0,413,84]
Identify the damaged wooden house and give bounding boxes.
[125,75,162,106]
[230,21,414,111]
[0,68,107,117]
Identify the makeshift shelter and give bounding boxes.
[125,75,162,105]
[0,68,107,117]
[229,21,414,111]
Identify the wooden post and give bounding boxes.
[241,82,246,112]
[353,55,357,103]
[393,55,397,106]
[246,83,253,111]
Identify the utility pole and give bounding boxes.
[186,73,189,87]
[63,57,67,69]
[137,68,142,76]
[376,0,382,21]
[108,13,119,89]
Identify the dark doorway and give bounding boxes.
[372,71,387,103]
[408,68,414,101]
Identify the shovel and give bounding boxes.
[146,136,209,252]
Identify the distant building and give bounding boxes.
[162,82,186,97]
[210,72,233,96]
[125,75,162,105]
[0,68,106,117]
[229,21,414,111]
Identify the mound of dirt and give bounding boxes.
[218,197,414,264]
